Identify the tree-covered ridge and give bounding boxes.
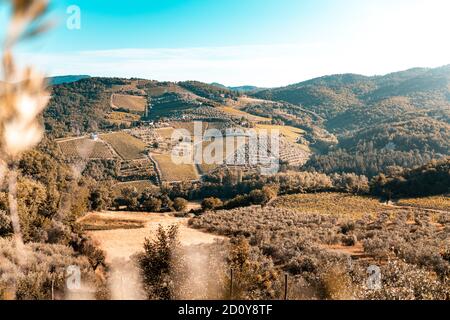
[178,81,240,102]
[247,65,450,175]
[370,157,450,198]
[44,78,115,137]
[254,65,450,117]
[338,118,450,155]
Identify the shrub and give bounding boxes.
[249,190,268,205]
[201,197,223,211]
[342,235,358,247]
[363,260,450,300]
[0,211,12,237]
[142,197,162,212]
[0,239,102,300]
[172,198,188,212]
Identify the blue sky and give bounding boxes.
[1,0,450,86]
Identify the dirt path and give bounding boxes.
[82,211,224,300]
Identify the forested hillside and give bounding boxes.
[251,65,450,176]
[43,66,450,177]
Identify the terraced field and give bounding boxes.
[101,132,147,160]
[57,137,115,159]
[117,159,158,182]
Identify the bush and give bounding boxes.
[142,197,162,212]
[172,198,188,212]
[342,235,357,247]
[201,197,223,211]
[0,239,103,300]
[249,190,268,205]
[224,195,251,210]
[0,211,12,237]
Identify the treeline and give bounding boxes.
[162,169,368,202]
[337,118,450,155]
[370,158,450,198]
[112,186,188,213]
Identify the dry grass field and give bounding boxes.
[111,94,147,112]
[57,137,115,159]
[152,153,199,182]
[80,211,225,300]
[196,138,248,174]
[79,213,145,231]
[101,132,147,160]
[83,211,224,262]
[397,196,450,212]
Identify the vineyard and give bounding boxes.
[255,124,305,144]
[101,132,147,160]
[218,106,270,123]
[278,138,311,166]
[57,137,115,159]
[152,153,199,182]
[107,111,141,126]
[118,159,158,182]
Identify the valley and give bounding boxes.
[2,66,449,301]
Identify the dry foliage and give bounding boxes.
[190,196,450,299]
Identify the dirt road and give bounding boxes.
[82,211,224,300]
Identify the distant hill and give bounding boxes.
[44,66,449,177]
[47,75,91,85]
[250,65,450,176]
[211,82,262,93]
[253,66,450,121]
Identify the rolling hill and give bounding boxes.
[44,66,450,177]
[47,75,91,85]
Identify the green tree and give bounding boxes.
[172,198,188,212]
[137,225,183,300]
[142,197,162,212]
[201,197,223,211]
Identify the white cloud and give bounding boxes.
[17,36,450,88]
